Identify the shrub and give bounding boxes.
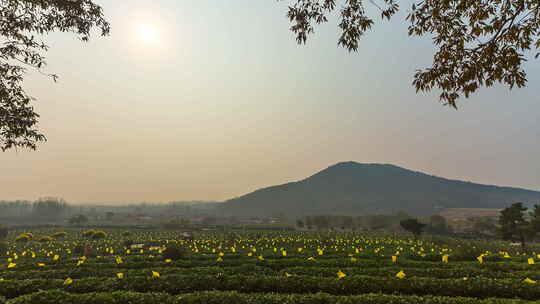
[15,233,32,243]
[91,230,107,239]
[52,232,68,239]
[4,290,539,304]
[2,274,540,300]
[162,244,187,261]
[37,236,53,243]
[82,230,96,237]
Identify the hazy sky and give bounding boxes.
[2,1,539,204]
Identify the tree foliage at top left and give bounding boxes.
[0,0,110,151]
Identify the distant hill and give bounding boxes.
[218,162,540,217]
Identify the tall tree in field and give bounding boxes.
[427,214,449,234]
[498,202,539,250]
[0,0,110,151]
[0,224,7,239]
[400,218,426,239]
[279,0,540,107]
[0,224,6,255]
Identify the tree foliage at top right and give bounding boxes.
[281,0,540,107]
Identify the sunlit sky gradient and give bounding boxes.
[2,1,539,204]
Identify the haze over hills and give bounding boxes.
[219,162,540,217]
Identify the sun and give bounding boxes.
[138,24,158,42]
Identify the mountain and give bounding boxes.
[218,162,540,217]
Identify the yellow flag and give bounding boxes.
[7,263,16,269]
[528,258,535,265]
[396,270,406,279]
[53,255,60,261]
[116,257,123,264]
[392,256,398,263]
[117,273,124,279]
[165,259,172,263]
[282,250,287,257]
[337,270,347,279]
[258,255,264,261]
[477,255,484,264]
[64,278,73,285]
[307,257,316,261]
[442,255,449,263]
[37,263,45,267]
[524,278,537,284]
[152,271,160,278]
[285,272,293,278]
[216,257,223,262]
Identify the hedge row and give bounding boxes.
[1,265,273,280]
[2,274,540,299]
[3,264,540,281]
[5,257,538,272]
[6,290,540,304]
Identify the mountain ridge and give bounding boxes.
[218,161,540,217]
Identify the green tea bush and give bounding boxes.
[15,233,32,243]
[82,230,97,237]
[37,236,53,243]
[7,290,538,304]
[91,231,107,239]
[52,232,68,239]
[3,275,540,300]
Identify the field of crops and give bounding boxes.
[2,229,540,304]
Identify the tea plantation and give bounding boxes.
[2,229,540,303]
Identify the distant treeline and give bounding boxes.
[0,198,69,219]
[0,199,220,224]
[298,212,410,231]
[298,212,451,234]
